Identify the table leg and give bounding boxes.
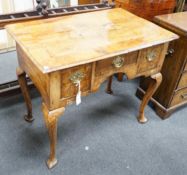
[117,73,123,81]
[42,103,65,169]
[106,76,113,94]
[16,67,34,122]
[138,73,162,124]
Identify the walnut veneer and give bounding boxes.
[114,0,176,21]
[6,8,178,168]
[78,0,99,5]
[113,0,176,81]
[136,12,187,119]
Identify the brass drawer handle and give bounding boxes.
[166,48,174,56]
[112,56,124,68]
[181,93,187,100]
[147,51,157,62]
[69,71,85,84]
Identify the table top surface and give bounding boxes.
[155,11,187,36]
[6,8,178,73]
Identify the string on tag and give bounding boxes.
[76,81,81,106]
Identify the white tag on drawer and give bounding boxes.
[76,81,81,106]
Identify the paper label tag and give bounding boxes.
[76,81,81,106]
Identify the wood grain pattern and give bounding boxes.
[16,44,51,108]
[114,0,176,21]
[7,9,178,168]
[95,52,138,76]
[78,0,99,5]
[171,88,187,106]
[137,45,163,73]
[114,0,176,81]
[61,64,92,98]
[6,8,178,73]
[154,12,187,36]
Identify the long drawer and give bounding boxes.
[171,87,187,106]
[95,51,138,76]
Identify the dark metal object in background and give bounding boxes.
[35,0,115,17]
[0,1,113,29]
[36,0,50,16]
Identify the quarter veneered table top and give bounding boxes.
[6,8,178,73]
[154,12,187,36]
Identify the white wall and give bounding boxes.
[0,0,2,14]
[70,0,78,6]
[0,30,7,45]
[0,0,75,51]
[0,0,34,51]
[13,0,34,12]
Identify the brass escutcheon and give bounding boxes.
[112,56,124,68]
[147,51,157,62]
[69,71,85,84]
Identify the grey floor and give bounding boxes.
[0,52,187,175]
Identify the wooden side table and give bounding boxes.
[136,12,187,119]
[6,9,177,168]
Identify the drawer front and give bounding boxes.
[95,51,138,76]
[61,64,92,98]
[177,72,187,90]
[171,88,187,106]
[137,45,163,73]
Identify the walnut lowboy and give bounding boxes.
[6,9,178,168]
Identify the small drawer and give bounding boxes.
[137,45,163,73]
[61,64,92,98]
[171,88,187,106]
[95,51,138,76]
[177,72,187,90]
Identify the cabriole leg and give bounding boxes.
[42,103,65,169]
[16,67,34,122]
[117,73,123,81]
[138,73,162,124]
[106,76,113,94]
